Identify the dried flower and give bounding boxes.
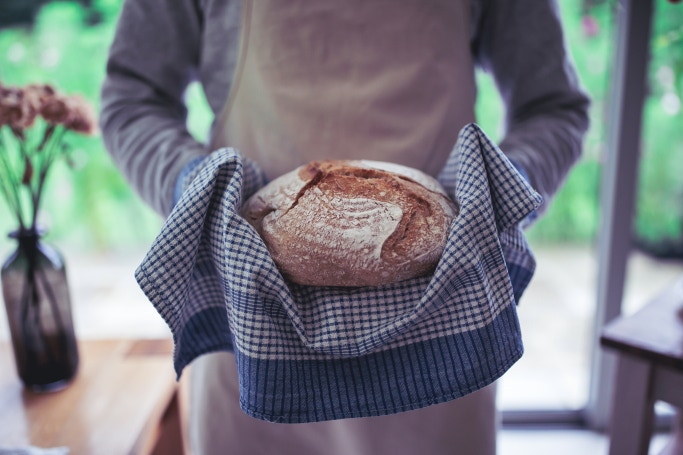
[24,84,56,112]
[63,95,98,135]
[35,85,72,126]
[0,82,97,231]
[0,85,37,132]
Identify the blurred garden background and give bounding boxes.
[1,0,682,255]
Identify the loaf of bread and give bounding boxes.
[241,160,458,287]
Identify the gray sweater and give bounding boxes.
[101,0,590,216]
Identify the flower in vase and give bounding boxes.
[1,82,95,391]
[0,81,97,233]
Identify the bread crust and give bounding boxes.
[241,160,458,287]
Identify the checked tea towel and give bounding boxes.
[136,123,543,423]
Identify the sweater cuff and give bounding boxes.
[171,155,207,211]
[508,158,538,228]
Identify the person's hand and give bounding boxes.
[170,150,268,212]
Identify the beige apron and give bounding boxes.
[210,0,476,180]
[190,1,495,454]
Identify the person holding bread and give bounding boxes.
[100,0,590,453]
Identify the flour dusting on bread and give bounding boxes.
[241,160,458,287]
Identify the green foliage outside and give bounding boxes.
[0,0,682,253]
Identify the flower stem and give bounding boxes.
[31,125,67,231]
[0,129,27,230]
[36,264,67,335]
[35,264,69,359]
[18,255,45,360]
[18,237,58,364]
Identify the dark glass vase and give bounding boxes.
[1,229,79,392]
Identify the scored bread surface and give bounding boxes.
[241,160,458,287]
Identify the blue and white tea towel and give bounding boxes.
[136,123,543,423]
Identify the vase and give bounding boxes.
[1,228,79,392]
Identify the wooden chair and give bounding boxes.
[601,277,683,455]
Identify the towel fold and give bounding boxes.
[136,123,542,423]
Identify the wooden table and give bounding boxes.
[601,277,683,455]
[0,338,184,455]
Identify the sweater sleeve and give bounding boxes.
[99,0,209,216]
[473,0,591,213]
